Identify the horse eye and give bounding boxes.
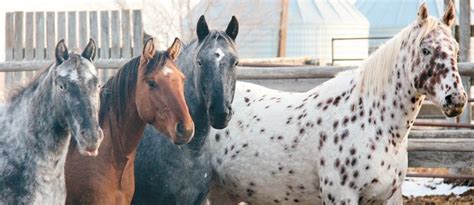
[422,48,431,55]
[58,83,66,91]
[197,60,202,66]
[147,80,158,89]
[234,61,239,66]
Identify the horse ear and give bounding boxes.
[225,16,239,41]
[197,15,210,42]
[442,0,455,28]
[141,38,156,61]
[417,3,429,23]
[167,37,182,61]
[55,39,69,65]
[82,38,96,61]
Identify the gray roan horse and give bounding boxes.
[0,39,103,204]
[133,15,239,205]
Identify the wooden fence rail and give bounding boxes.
[1,61,474,77]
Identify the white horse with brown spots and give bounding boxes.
[208,3,464,205]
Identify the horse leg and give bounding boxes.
[207,180,241,205]
[384,187,403,205]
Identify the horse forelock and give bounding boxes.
[144,51,168,77]
[188,30,236,59]
[353,16,440,96]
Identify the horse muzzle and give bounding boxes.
[209,105,233,129]
[173,121,195,145]
[442,104,465,117]
[76,128,103,157]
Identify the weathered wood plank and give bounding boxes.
[35,12,45,60]
[13,12,24,87]
[460,76,471,124]
[409,130,474,139]
[408,151,474,168]
[277,0,288,57]
[57,12,66,42]
[46,12,55,60]
[132,10,142,56]
[0,59,127,72]
[237,63,474,79]
[99,11,110,82]
[79,11,88,47]
[408,138,474,152]
[68,11,77,48]
[24,12,34,60]
[100,11,110,59]
[3,62,474,77]
[5,12,14,61]
[121,10,131,58]
[14,12,24,61]
[459,0,470,62]
[110,11,120,59]
[4,12,15,89]
[89,11,99,46]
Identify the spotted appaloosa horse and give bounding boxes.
[209,3,465,205]
[0,39,102,204]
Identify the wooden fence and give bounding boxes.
[1,8,472,169]
[3,10,143,90]
[0,61,473,168]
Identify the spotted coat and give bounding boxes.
[208,4,465,205]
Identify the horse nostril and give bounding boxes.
[175,121,184,137]
[445,95,453,105]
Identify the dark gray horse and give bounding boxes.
[133,15,239,205]
[0,39,103,204]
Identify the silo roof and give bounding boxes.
[355,0,458,29]
[289,0,369,25]
[188,0,369,27]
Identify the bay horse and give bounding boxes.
[65,38,194,205]
[133,15,239,205]
[208,3,465,205]
[0,39,102,204]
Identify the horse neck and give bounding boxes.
[13,68,71,164]
[106,97,146,161]
[356,43,423,147]
[178,43,212,152]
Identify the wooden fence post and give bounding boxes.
[46,12,55,60]
[121,10,132,58]
[132,10,142,57]
[277,0,288,57]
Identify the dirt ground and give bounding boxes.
[404,168,473,204]
[403,190,473,205]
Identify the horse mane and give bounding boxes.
[7,63,54,104]
[348,17,439,96]
[98,50,168,125]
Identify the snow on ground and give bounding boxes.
[403,177,473,197]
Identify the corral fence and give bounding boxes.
[2,9,144,91]
[331,36,391,65]
[1,10,473,179]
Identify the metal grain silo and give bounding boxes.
[185,0,369,65]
